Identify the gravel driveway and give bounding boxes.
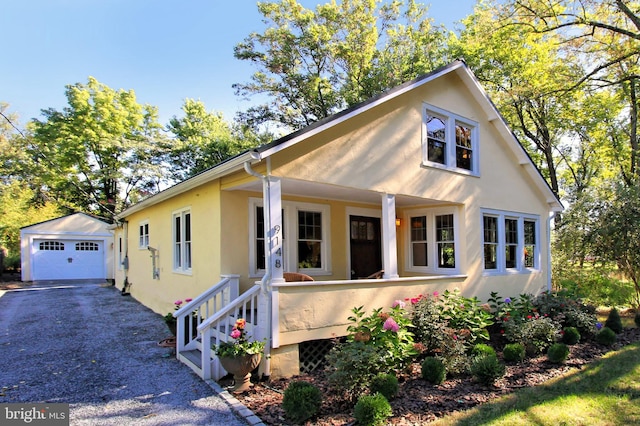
[0,281,252,425]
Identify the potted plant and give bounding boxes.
[164,298,198,345]
[215,318,265,393]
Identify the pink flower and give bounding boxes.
[185,298,193,303]
[230,329,242,339]
[392,300,406,309]
[432,291,439,298]
[383,317,399,333]
[174,300,183,306]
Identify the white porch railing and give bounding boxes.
[173,274,266,380]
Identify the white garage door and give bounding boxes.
[32,239,105,281]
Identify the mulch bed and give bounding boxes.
[231,327,640,425]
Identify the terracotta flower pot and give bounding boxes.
[219,353,262,393]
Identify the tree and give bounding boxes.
[233,0,447,131]
[29,77,167,221]
[165,99,263,182]
[504,0,640,184]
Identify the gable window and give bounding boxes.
[423,104,478,174]
[139,221,149,248]
[406,208,458,274]
[482,209,539,273]
[173,209,192,273]
[249,199,330,277]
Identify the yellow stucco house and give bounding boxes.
[112,60,562,380]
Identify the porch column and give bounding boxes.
[266,176,284,284]
[381,193,399,278]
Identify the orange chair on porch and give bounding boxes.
[283,272,315,282]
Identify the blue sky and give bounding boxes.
[1,1,478,126]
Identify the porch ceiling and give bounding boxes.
[230,177,441,207]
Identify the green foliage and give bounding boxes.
[503,314,561,355]
[470,354,505,386]
[421,356,447,385]
[438,329,470,376]
[346,305,418,371]
[370,373,398,400]
[325,341,385,401]
[282,381,322,424]
[605,308,624,334]
[547,343,570,363]
[596,327,617,346]
[438,289,494,344]
[503,343,526,363]
[562,327,581,345]
[410,294,447,355]
[353,393,392,426]
[554,266,635,308]
[233,0,448,131]
[472,343,496,358]
[532,291,598,336]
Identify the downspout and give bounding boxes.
[547,211,557,293]
[243,157,272,380]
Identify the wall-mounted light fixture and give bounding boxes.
[395,217,402,227]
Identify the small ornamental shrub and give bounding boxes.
[439,329,470,376]
[605,308,623,334]
[370,373,399,400]
[411,294,448,355]
[596,327,617,346]
[353,393,392,426]
[326,341,384,400]
[439,289,494,345]
[563,307,598,337]
[503,343,525,363]
[562,326,581,345]
[472,343,496,358]
[470,354,505,386]
[421,356,447,385]
[282,381,322,424]
[547,343,570,364]
[503,314,561,354]
[635,310,640,328]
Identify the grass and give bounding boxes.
[429,342,640,426]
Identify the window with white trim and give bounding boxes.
[423,104,478,174]
[406,208,459,274]
[139,221,149,248]
[249,199,330,277]
[173,209,191,272]
[482,209,540,273]
[75,242,99,251]
[39,241,64,251]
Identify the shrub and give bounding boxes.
[562,326,581,345]
[605,308,623,334]
[547,343,570,363]
[326,341,385,400]
[596,327,617,346]
[438,329,470,376]
[421,356,447,385]
[353,393,392,426]
[503,314,561,355]
[471,343,496,358]
[346,305,418,371]
[503,343,525,363]
[282,381,322,424]
[411,294,448,355]
[470,354,505,386]
[563,307,598,337]
[370,373,398,400]
[439,289,494,345]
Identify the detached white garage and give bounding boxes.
[20,213,114,282]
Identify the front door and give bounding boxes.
[349,215,382,279]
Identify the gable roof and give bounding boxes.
[20,212,110,230]
[117,60,562,220]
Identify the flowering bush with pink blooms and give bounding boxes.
[345,304,418,371]
[215,318,265,357]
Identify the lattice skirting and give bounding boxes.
[299,339,340,373]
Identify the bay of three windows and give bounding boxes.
[482,209,538,273]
